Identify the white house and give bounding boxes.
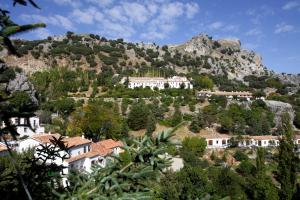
[198,90,253,101]
[0,116,45,137]
[238,135,280,148]
[97,139,124,155]
[200,134,231,149]
[121,76,193,90]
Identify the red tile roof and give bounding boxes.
[32,133,61,144]
[98,139,123,149]
[200,134,231,139]
[65,151,99,163]
[63,136,91,148]
[91,142,112,157]
[251,135,279,140]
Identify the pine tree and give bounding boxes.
[146,111,156,136]
[277,112,298,200]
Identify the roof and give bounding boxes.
[294,135,300,140]
[31,133,61,144]
[0,143,8,152]
[65,151,99,163]
[91,142,112,157]
[199,134,231,139]
[198,90,252,96]
[251,135,279,140]
[98,139,123,149]
[63,136,91,148]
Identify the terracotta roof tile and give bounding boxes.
[98,139,123,149]
[91,142,112,157]
[63,137,91,148]
[32,133,61,144]
[65,151,99,163]
[200,134,231,139]
[251,135,279,140]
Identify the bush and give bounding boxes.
[234,150,249,161]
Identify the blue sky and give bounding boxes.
[4,0,300,74]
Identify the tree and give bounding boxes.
[170,107,182,127]
[127,101,149,130]
[146,111,156,136]
[67,100,124,140]
[277,113,298,200]
[181,137,207,158]
[0,2,46,199]
[189,110,204,133]
[249,148,279,200]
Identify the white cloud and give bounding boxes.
[223,25,239,32]
[21,14,74,30]
[185,2,199,19]
[53,0,81,8]
[122,2,150,24]
[274,23,295,34]
[71,7,103,24]
[243,43,259,50]
[85,0,114,7]
[246,5,274,25]
[34,28,52,39]
[245,28,262,36]
[282,1,300,10]
[106,6,128,22]
[209,21,224,30]
[98,19,135,38]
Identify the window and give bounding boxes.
[24,127,27,133]
[216,140,219,144]
[78,151,81,155]
[208,140,213,146]
[264,141,267,145]
[84,146,87,153]
[33,120,36,127]
[222,140,226,145]
[70,164,74,169]
[91,160,96,165]
[23,118,28,125]
[15,118,19,125]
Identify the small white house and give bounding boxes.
[0,116,45,137]
[97,139,124,155]
[201,134,231,149]
[239,135,280,148]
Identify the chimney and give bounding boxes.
[82,134,85,139]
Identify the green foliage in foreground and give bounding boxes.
[58,131,174,199]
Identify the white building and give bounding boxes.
[198,90,253,101]
[238,135,280,148]
[15,133,124,186]
[0,116,45,137]
[200,134,231,149]
[121,76,193,90]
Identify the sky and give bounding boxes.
[3,0,300,74]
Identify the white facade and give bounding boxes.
[0,116,45,137]
[202,135,231,149]
[122,76,193,90]
[238,136,280,148]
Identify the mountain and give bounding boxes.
[0,32,299,87]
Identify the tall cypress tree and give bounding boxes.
[277,113,298,200]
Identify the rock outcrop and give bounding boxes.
[265,100,295,127]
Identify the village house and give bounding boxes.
[0,116,45,137]
[238,135,280,148]
[121,76,193,90]
[200,134,231,149]
[197,90,254,101]
[14,133,124,186]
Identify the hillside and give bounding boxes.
[1,32,299,88]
